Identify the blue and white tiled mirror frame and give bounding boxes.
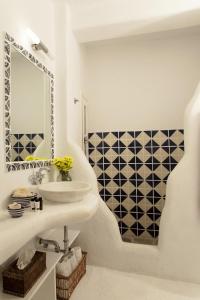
[4,33,55,172]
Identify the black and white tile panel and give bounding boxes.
[11,133,44,161]
[88,129,184,245]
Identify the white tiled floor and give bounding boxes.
[71,266,200,300]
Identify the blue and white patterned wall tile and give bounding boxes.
[88,129,184,245]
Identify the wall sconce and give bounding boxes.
[26,28,48,54]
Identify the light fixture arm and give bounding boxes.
[32,41,48,54]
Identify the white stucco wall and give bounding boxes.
[0,0,55,209]
[66,7,83,147]
[82,31,200,132]
[0,0,82,209]
[70,81,200,284]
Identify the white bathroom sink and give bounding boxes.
[38,181,92,203]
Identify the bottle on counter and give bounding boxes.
[38,196,43,210]
[35,197,40,210]
[31,195,43,211]
[31,197,36,211]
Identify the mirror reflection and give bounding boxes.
[10,47,52,162]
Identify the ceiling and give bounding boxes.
[67,0,200,42]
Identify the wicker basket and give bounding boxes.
[2,251,46,297]
[56,252,87,300]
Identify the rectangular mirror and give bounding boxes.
[4,33,54,171]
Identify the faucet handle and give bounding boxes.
[28,172,39,185]
[38,167,50,182]
[29,167,50,185]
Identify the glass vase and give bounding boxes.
[60,171,72,181]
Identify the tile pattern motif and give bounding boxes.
[4,33,54,172]
[11,133,44,161]
[88,129,184,244]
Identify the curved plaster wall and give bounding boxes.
[69,82,200,283]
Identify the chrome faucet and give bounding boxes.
[29,167,50,185]
[37,226,70,259]
[38,238,60,253]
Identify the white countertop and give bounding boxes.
[0,192,99,264]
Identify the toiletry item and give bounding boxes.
[8,202,24,218]
[72,247,82,264]
[8,208,24,218]
[8,202,21,210]
[17,246,36,270]
[38,196,43,210]
[12,199,31,209]
[12,188,33,198]
[31,197,35,210]
[10,191,35,209]
[35,197,40,210]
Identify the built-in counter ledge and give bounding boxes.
[0,192,99,265]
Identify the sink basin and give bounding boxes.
[38,181,92,203]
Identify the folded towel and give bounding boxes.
[56,258,72,277]
[69,253,78,271]
[72,247,82,263]
[12,188,32,198]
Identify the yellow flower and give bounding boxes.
[25,156,47,161]
[52,155,73,172]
